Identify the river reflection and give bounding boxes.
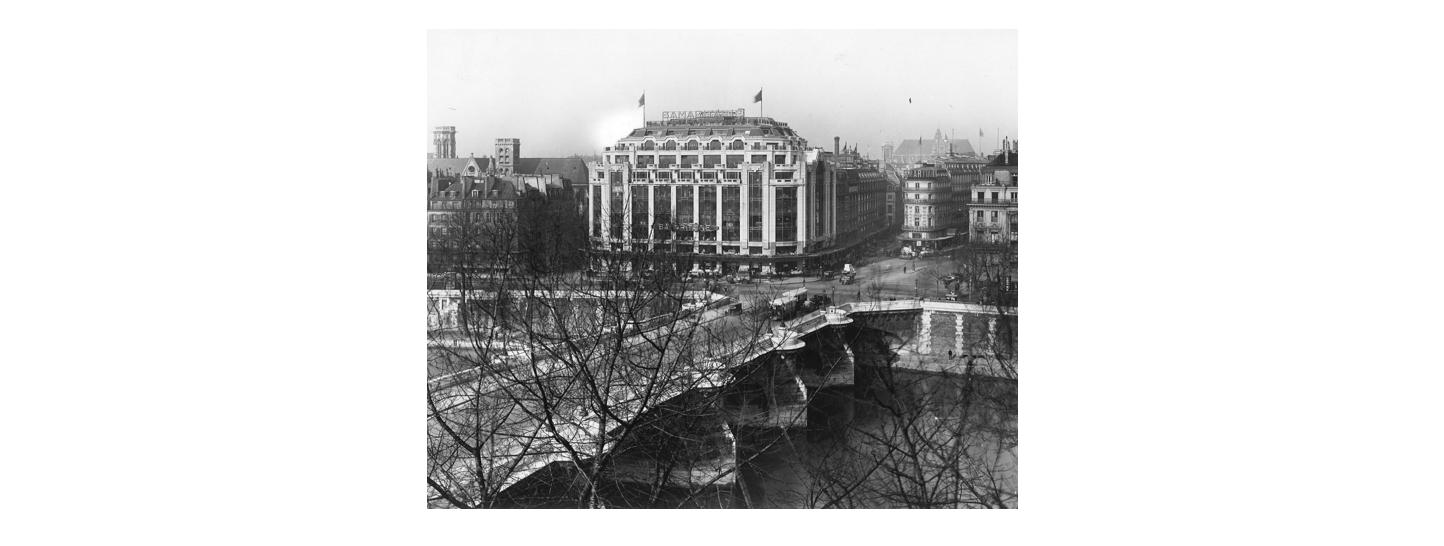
[495,338,1017,508]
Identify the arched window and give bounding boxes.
[640,140,656,150]
[683,140,699,150]
[707,140,722,150]
[728,139,745,150]
[662,140,677,150]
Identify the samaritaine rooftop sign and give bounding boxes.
[661,109,746,120]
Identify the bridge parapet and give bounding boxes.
[783,299,1017,379]
[433,298,1017,498]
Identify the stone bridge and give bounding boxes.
[428,297,1016,502]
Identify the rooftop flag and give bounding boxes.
[638,92,645,108]
[753,89,763,103]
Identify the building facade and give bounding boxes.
[585,114,889,276]
[427,175,521,274]
[426,131,588,279]
[963,138,1018,295]
[812,142,889,251]
[897,164,955,251]
[939,154,986,235]
[967,138,1018,246]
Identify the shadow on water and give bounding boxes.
[493,327,1017,509]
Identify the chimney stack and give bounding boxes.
[834,137,840,155]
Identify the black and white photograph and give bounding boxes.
[426,30,1017,508]
[10,2,1444,542]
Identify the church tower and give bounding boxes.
[433,126,457,159]
[495,138,520,176]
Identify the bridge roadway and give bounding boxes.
[427,298,1016,494]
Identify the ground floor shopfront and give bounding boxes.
[896,231,957,252]
[588,228,897,278]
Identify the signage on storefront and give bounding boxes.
[654,223,718,232]
[661,109,746,120]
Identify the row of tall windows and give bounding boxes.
[676,187,694,241]
[623,140,800,151]
[653,188,671,240]
[595,181,811,244]
[591,186,602,236]
[609,185,625,238]
[775,186,796,241]
[721,186,740,240]
[699,186,717,240]
[631,191,648,240]
[975,190,1018,203]
[747,171,763,241]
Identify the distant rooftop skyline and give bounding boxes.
[429,30,1017,160]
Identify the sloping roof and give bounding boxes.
[624,117,801,139]
[481,177,520,199]
[988,151,1019,167]
[433,175,520,200]
[893,138,976,158]
[941,155,986,164]
[515,157,587,184]
[427,157,490,176]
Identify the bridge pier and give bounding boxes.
[955,313,967,355]
[918,310,933,355]
[761,327,808,428]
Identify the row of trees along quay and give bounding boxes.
[426,199,1017,508]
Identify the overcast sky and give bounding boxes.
[428,30,1016,160]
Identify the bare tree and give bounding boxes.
[428,192,800,507]
[832,242,1017,508]
[716,264,1018,509]
[428,185,1018,508]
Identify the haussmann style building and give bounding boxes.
[426,131,589,277]
[967,138,1019,246]
[898,164,955,252]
